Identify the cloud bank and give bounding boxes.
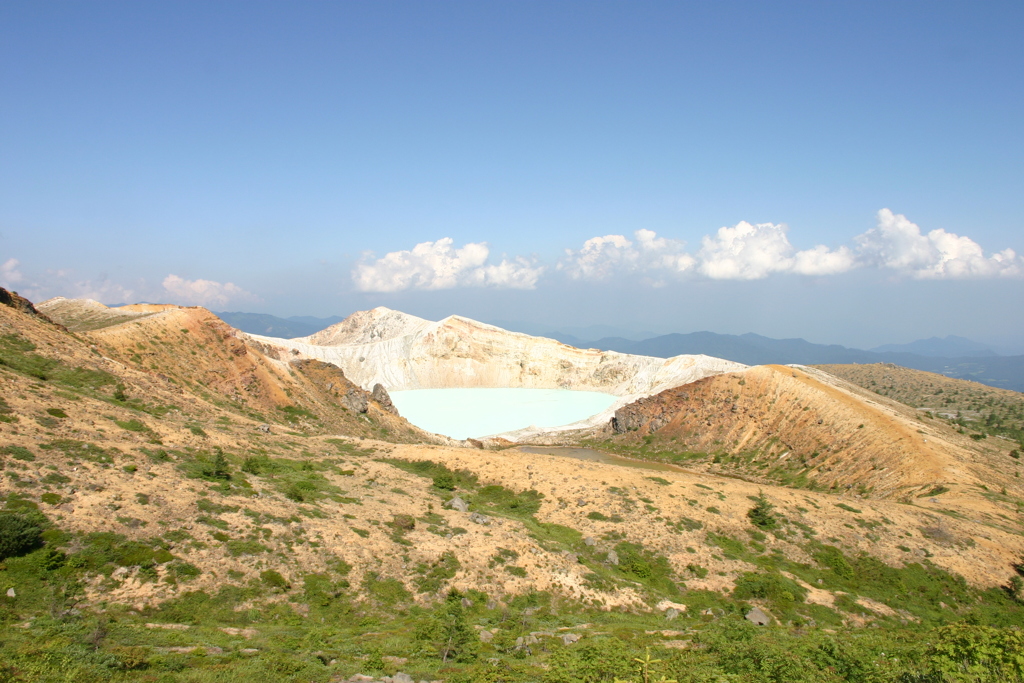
[557,209,1021,284]
[353,238,543,292]
[856,209,1022,279]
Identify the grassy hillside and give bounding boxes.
[4,292,1024,682]
[816,363,1024,447]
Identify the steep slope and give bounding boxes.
[36,298,423,442]
[588,364,1020,505]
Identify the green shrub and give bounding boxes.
[433,471,457,490]
[414,550,461,593]
[814,544,855,579]
[0,333,115,389]
[225,540,267,556]
[46,408,67,418]
[363,572,411,606]
[381,458,478,491]
[2,446,35,461]
[733,571,807,606]
[544,637,635,683]
[0,510,45,560]
[473,484,543,520]
[260,569,290,589]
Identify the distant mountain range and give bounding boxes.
[547,331,1023,393]
[213,311,1023,393]
[870,335,998,357]
[213,312,343,339]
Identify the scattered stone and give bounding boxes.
[219,626,257,638]
[584,536,596,547]
[486,600,498,610]
[656,600,687,613]
[665,608,680,620]
[469,512,490,525]
[461,598,473,608]
[240,648,259,654]
[515,635,540,647]
[561,633,581,645]
[6,588,15,598]
[445,497,470,513]
[745,607,771,626]
[479,630,494,643]
[256,423,271,434]
[145,622,190,630]
[606,550,619,565]
[663,640,690,649]
[576,498,588,507]
[386,673,414,683]
[347,676,377,682]
[341,388,369,413]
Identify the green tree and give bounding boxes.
[416,590,478,663]
[746,491,778,530]
[202,448,231,480]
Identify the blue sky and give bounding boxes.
[1,1,1022,349]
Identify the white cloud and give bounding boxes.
[65,276,136,304]
[162,274,257,307]
[559,230,694,281]
[697,221,795,280]
[352,238,543,292]
[790,245,857,276]
[0,258,24,288]
[561,224,852,282]
[697,221,856,280]
[855,209,1023,279]
[13,264,137,305]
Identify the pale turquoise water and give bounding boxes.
[388,388,617,440]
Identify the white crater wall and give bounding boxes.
[244,307,745,438]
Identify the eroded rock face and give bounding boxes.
[248,308,743,396]
[2,287,58,325]
[245,308,744,439]
[371,383,398,415]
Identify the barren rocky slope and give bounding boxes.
[3,294,1023,604]
[7,293,1024,681]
